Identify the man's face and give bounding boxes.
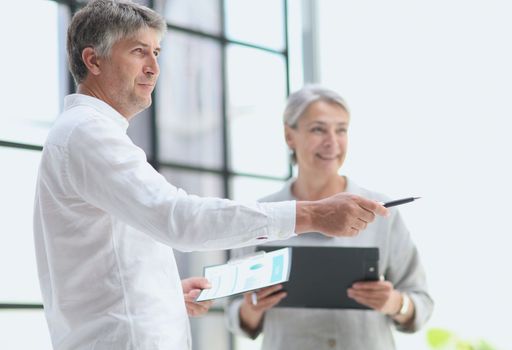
[98,27,161,118]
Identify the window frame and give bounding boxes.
[0,2,293,350]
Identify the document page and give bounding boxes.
[196,247,291,301]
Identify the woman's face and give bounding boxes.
[286,100,349,176]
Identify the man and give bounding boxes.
[33,1,388,349]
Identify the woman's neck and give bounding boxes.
[292,170,346,201]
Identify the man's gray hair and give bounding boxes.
[67,0,167,85]
[283,85,350,128]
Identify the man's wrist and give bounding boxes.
[295,201,316,234]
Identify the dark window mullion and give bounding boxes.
[283,0,293,179]
[220,0,230,199]
[167,23,287,57]
[0,140,43,152]
[0,303,43,310]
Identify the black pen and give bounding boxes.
[382,197,421,208]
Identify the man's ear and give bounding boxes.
[81,47,102,76]
[284,125,296,149]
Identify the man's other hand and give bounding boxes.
[182,277,213,317]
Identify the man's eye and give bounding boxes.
[153,51,160,57]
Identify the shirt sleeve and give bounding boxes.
[65,116,296,252]
[386,210,434,332]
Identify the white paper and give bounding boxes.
[195,247,291,301]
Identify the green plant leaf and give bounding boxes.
[475,340,496,350]
[455,340,473,350]
[427,328,455,348]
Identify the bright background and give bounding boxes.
[317,1,512,349]
[2,1,511,349]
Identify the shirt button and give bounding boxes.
[327,338,336,348]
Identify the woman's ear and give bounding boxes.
[81,47,102,76]
[284,125,295,150]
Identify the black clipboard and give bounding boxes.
[257,246,379,309]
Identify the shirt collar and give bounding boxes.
[64,94,130,132]
[285,176,356,200]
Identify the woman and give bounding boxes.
[225,85,433,349]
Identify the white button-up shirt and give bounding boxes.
[33,94,296,350]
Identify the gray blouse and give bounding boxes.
[225,178,434,350]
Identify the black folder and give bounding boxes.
[257,246,379,309]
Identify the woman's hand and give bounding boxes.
[239,284,287,332]
[181,277,214,317]
[347,279,415,326]
[347,280,402,315]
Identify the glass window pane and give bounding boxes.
[287,0,305,91]
[0,310,52,349]
[159,168,223,197]
[225,0,285,51]
[0,1,64,146]
[127,109,153,158]
[227,45,289,177]
[190,313,229,350]
[157,31,224,169]
[163,0,221,35]
[231,176,285,202]
[0,148,42,302]
[175,250,227,279]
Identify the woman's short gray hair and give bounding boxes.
[67,0,167,85]
[283,85,350,128]
[284,85,350,163]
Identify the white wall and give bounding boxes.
[317,1,512,349]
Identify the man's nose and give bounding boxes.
[144,55,159,77]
